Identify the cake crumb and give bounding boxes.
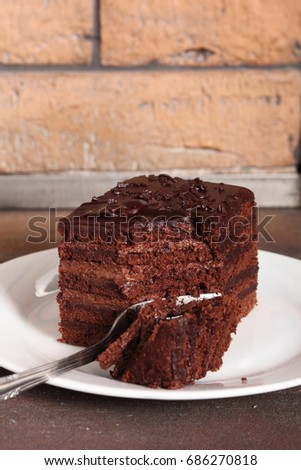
[241,377,248,384]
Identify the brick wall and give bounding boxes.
[0,0,300,175]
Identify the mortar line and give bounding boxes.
[91,0,100,66]
[0,63,300,73]
[297,96,301,175]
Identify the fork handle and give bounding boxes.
[0,369,56,401]
[0,343,103,402]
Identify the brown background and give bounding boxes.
[0,0,300,175]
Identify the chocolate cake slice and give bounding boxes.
[57,174,258,387]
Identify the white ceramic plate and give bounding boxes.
[0,249,300,400]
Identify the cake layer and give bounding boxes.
[58,237,213,263]
[58,238,257,286]
[58,284,256,347]
[59,236,257,275]
[57,288,129,309]
[58,264,257,302]
[58,273,257,330]
[58,323,108,347]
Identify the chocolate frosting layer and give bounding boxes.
[65,174,254,221]
[58,174,256,244]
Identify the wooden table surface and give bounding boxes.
[0,208,300,450]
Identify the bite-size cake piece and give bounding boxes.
[98,297,237,389]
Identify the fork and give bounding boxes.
[0,293,220,401]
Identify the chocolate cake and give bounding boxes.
[57,174,258,388]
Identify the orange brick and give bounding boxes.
[0,70,299,173]
[0,0,93,64]
[101,0,301,66]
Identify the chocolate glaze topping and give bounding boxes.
[67,174,254,221]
